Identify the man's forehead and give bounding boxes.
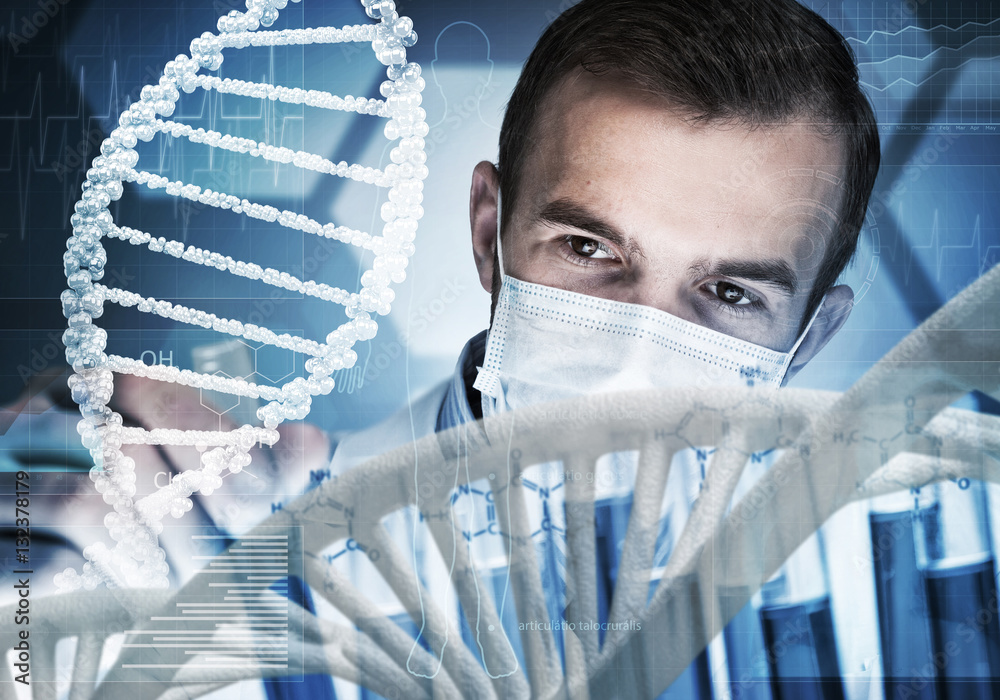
[523,71,846,241]
[533,72,844,180]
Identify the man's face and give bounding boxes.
[471,71,854,369]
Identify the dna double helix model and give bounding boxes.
[55,0,427,592]
[3,0,1000,697]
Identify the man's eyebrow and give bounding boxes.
[690,258,799,296]
[537,198,643,258]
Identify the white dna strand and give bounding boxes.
[4,259,998,698]
[56,0,427,592]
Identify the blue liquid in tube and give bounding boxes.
[595,493,633,645]
[722,594,772,700]
[594,494,714,699]
[723,452,842,700]
[923,556,1000,699]
[759,596,844,700]
[870,508,937,700]
[907,480,1000,699]
[537,497,568,668]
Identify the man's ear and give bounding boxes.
[470,160,500,293]
[783,284,854,383]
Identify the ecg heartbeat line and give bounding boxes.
[877,208,998,285]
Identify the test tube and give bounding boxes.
[721,586,772,700]
[719,450,844,700]
[757,531,844,700]
[912,479,1000,698]
[594,450,639,647]
[868,489,936,700]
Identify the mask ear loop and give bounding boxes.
[495,189,506,280]
[781,296,826,375]
[474,188,507,403]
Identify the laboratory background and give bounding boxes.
[0,0,999,698]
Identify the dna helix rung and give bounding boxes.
[148,120,395,183]
[60,0,427,592]
[102,224,371,302]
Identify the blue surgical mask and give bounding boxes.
[474,192,822,419]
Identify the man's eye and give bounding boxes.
[569,235,614,259]
[711,281,755,305]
